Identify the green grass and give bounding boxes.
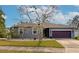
[0,40,64,48]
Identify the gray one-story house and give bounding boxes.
[10,22,79,39]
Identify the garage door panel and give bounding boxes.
[52,31,71,38]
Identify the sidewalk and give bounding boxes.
[0,46,65,53]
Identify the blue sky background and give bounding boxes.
[59,5,79,14]
[1,5,79,27]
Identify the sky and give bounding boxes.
[1,5,79,27]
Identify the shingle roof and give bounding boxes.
[13,23,76,29]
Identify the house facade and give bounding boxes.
[10,22,79,39]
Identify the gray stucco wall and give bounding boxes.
[18,27,39,39]
[17,27,75,39]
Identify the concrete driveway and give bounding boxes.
[56,39,79,53]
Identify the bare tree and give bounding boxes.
[17,5,57,23]
[67,15,79,28]
[17,5,57,46]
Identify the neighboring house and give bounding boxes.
[10,22,79,39]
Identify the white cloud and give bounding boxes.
[53,12,65,20]
[66,12,79,19]
[50,11,66,24]
[18,6,79,24]
[51,11,79,24]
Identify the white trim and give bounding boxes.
[50,28,73,31]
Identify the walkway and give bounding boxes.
[56,39,79,53]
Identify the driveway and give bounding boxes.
[56,39,79,53]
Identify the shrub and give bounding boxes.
[10,28,20,38]
[0,32,7,38]
[74,36,79,40]
[11,33,20,38]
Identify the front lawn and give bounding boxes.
[0,40,64,48]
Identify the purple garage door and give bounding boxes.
[52,31,71,38]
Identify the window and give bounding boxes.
[32,28,38,35]
[33,31,37,34]
[19,29,23,34]
[20,30,23,34]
